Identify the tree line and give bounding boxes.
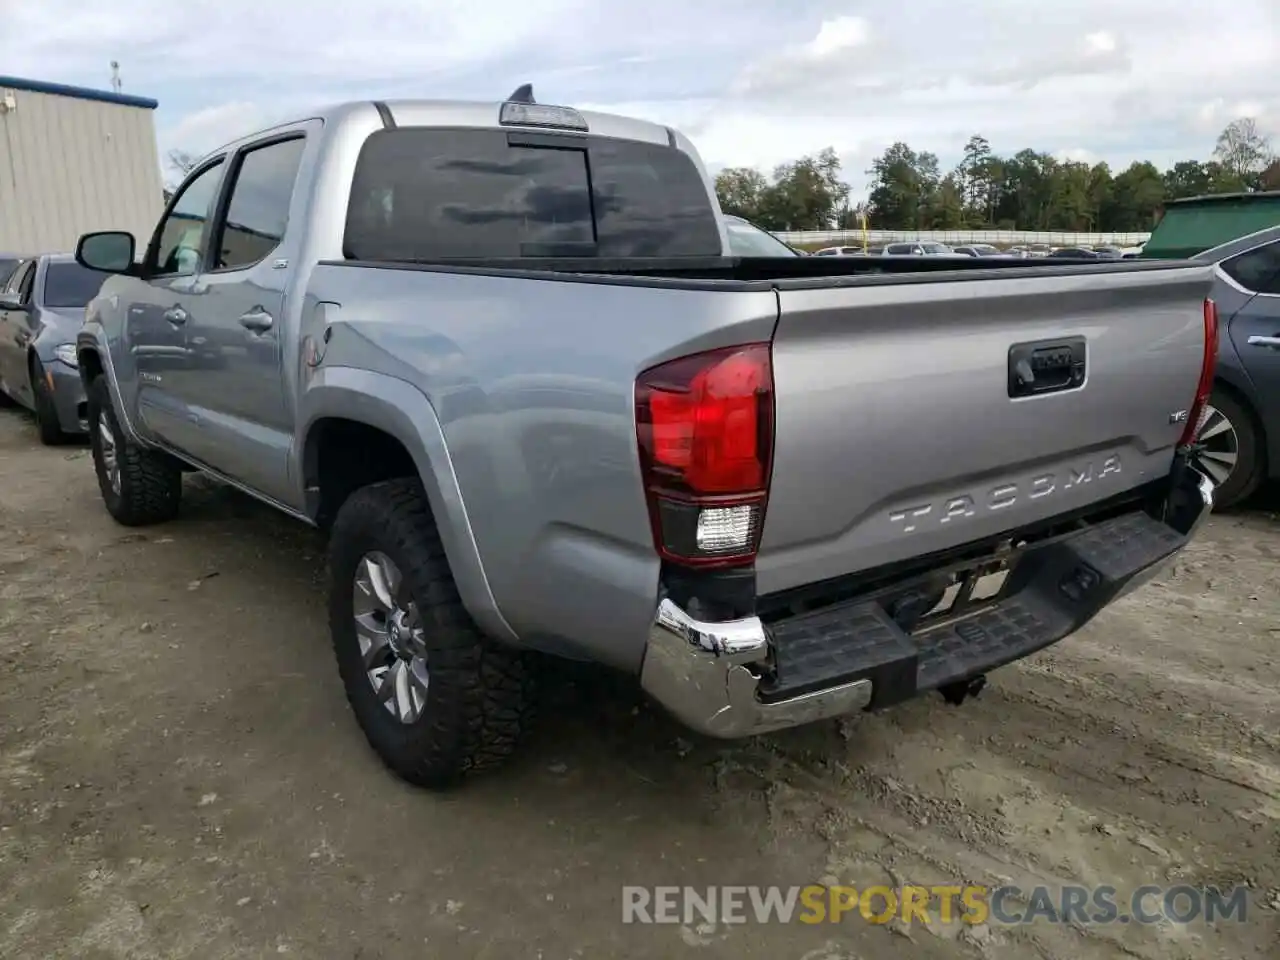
[715,118,1280,234]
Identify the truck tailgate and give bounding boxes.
[756,263,1216,595]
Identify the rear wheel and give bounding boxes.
[30,356,70,446]
[329,478,536,788]
[87,375,182,525]
[1194,388,1262,509]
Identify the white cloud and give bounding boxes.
[168,102,267,155]
[0,0,1276,199]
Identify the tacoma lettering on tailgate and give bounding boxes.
[889,455,1122,535]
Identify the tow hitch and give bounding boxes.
[938,674,986,706]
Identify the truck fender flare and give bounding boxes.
[296,366,518,645]
[74,325,144,445]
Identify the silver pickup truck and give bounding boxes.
[72,90,1219,788]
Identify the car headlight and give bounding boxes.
[53,343,78,368]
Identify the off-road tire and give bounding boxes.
[30,356,71,446]
[1204,387,1263,510]
[87,375,182,526]
[329,478,536,788]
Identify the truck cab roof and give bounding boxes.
[201,97,684,167]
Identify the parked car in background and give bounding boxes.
[953,244,1012,258]
[813,245,867,256]
[722,215,801,257]
[882,241,955,256]
[1047,247,1101,259]
[1092,246,1125,260]
[1186,226,1280,507]
[0,253,103,443]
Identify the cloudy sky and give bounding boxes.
[2,0,1277,197]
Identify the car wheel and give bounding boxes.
[329,478,536,788]
[1194,388,1262,510]
[87,375,182,525]
[30,356,71,446]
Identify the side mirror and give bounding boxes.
[76,231,137,274]
[0,295,25,312]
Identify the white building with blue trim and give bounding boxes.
[0,75,164,254]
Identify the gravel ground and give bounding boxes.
[1,405,1277,960]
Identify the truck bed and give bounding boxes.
[323,252,1196,289]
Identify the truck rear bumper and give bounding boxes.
[640,466,1213,739]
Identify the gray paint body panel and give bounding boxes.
[1194,228,1280,477]
[758,265,1214,594]
[77,97,1213,674]
[301,266,778,669]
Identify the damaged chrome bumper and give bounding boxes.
[640,465,1214,740]
[639,600,872,739]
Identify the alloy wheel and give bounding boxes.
[1193,404,1239,487]
[353,551,430,724]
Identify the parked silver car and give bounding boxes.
[0,253,102,443]
[882,241,955,256]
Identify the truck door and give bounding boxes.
[177,130,311,505]
[127,157,227,451]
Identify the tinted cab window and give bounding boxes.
[723,217,797,257]
[150,160,226,276]
[1222,241,1280,294]
[345,128,722,260]
[216,137,306,270]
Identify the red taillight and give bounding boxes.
[635,343,774,567]
[1179,298,1220,448]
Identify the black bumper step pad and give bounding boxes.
[760,509,1187,708]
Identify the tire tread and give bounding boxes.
[329,478,535,787]
[87,376,181,526]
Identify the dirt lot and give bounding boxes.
[1,406,1277,960]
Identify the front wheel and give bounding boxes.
[329,478,536,788]
[1194,388,1263,510]
[86,375,182,526]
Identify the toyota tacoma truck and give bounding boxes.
[72,89,1219,788]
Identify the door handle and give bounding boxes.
[1246,335,1280,348]
[239,308,274,333]
[164,306,189,326]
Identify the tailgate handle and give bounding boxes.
[1008,337,1086,398]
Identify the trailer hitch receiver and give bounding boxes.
[938,674,987,706]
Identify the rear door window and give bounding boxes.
[14,262,35,303]
[1221,241,1280,295]
[1,261,29,296]
[215,136,307,271]
[344,127,722,260]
